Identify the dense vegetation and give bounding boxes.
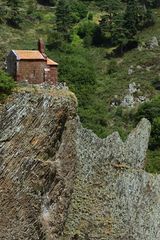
[0,70,15,100]
[0,0,159,172]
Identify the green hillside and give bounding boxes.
[0,0,160,172]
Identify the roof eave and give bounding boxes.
[47,63,58,66]
[12,50,20,60]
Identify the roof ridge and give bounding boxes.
[12,50,45,60]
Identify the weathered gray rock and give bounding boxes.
[62,118,158,240]
[128,65,134,75]
[120,83,148,108]
[149,36,159,49]
[0,86,159,240]
[0,87,78,240]
[121,94,134,107]
[128,82,137,94]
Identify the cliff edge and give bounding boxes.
[0,86,160,240]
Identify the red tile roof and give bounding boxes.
[13,50,45,60]
[47,58,58,66]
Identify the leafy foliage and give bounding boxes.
[77,20,97,47]
[98,0,155,53]
[56,46,96,107]
[136,96,160,150]
[0,70,15,100]
[55,0,87,41]
[0,0,37,28]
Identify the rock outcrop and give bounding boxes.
[0,86,160,240]
[0,87,78,240]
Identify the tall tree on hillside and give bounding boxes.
[100,0,123,33]
[123,0,139,39]
[123,0,154,38]
[56,0,72,40]
[6,0,26,28]
[99,0,123,45]
[97,0,155,53]
[0,0,8,23]
[56,0,88,40]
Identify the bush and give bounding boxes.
[136,95,160,150]
[87,12,93,21]
[150,117,160,149]
[0,70,15,100]
[136,96,160,123]
[69,0,88,23]
[59,51,96,86]
[77,20,97,47]
[55,47,96,107]
[107,59,118,74]
[145,150,160,173]
[47,30,64,50]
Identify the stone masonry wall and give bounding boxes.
[17,60,46,83]
[49,66,58,85]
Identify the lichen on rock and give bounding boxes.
[0,87,78,240]
[0,86,160,240]
[62,118,160,240]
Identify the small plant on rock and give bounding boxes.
[0,70,15,100]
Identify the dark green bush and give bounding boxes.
[0,70,15,100]
[47,30,64,50]
[145,150,160,173]
[136,95,160,150]
[107,59,118,74]
[150,117,160,149]
[136,96,160,123]
[69,0,88,23]
[77,20,97,47]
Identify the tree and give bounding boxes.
[77,20,97,47]
[37,0,57,5]
[6,0,26,28]
[69,0,88,23]
[98,0,154,51]
[123,0,140,39]
[98,0,127,49]
[55,0,87,41]
[99,0,123,34]
[124,0,154,36]
[56,0,72,40]
[0,0,8,23]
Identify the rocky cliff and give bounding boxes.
[0,85,160,240]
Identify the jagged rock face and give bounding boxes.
[0,89,78,240]
[63,120,160,240]
[0,87,160,240]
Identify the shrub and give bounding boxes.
[47,30,64,50]
[77,20,97,47]
[136,95,160,150]
[150,117,160,149]
[107,59,118,74]
[69,0,88,22]
[136,96,160,123]
[0,70,15,100]
[87,12,93,21]
[145,150,160,173]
